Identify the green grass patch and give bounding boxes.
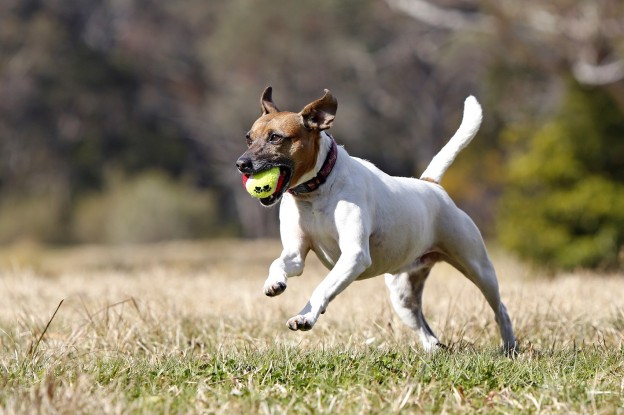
[2,322,623,414]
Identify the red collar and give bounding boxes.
[289,135,338,195]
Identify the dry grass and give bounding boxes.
[0,240,623,414]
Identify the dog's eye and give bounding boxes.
[269,133,284,144]
[245,132,252,147]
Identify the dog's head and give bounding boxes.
[236,87,337,206]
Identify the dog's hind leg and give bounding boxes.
[449,253,517,353]
[385,269,442,352]
[439,215,518,353]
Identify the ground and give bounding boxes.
[0,240,622,414]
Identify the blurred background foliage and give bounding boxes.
[499,82,624,270]
[0,0,622,270]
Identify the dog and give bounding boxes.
[236,87,517,352]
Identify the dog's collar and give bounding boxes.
[289,134,338,196]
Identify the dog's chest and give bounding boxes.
[297,202,341,267]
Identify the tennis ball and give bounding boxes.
[242,167,282,198]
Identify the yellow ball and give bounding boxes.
[244,167,281,198]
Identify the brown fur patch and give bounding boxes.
[248,112,320,186]
[420,177,439,184]
[289,130,320,186]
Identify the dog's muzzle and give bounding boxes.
[236,155,293,207]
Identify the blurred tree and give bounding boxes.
[0,0,210,242]
[387,0,624,91]
[498,81,624,269]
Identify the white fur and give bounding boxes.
[263,97,517,352]
[420,96,482,183]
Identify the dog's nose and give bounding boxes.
[236,156,253,173]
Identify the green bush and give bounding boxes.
[73,171,217,244]
[498,82,624,270]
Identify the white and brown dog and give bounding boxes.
[236,87,517,352]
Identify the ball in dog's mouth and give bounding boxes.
[242,167,290,206]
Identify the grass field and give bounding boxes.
[0,240,622,414]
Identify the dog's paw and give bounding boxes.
[502,340,520,357]
[264,281,287,297]
[287,315,314,331]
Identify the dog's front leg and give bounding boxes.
[264,241,308,297]
[264,199,310,297]
[287,246,371,330]
[287,215,372,331]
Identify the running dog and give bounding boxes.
[236,87,517,352]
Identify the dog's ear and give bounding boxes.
[299,89,337,131]
[261,86,279,115]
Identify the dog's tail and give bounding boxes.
[420,96,482,184]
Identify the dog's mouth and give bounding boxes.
[242,166,292,207]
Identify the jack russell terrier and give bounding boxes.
[236,87,517,353]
